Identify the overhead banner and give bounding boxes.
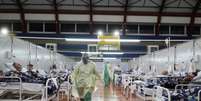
[97,35,120,50]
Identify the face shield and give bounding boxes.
[82,53,89,64]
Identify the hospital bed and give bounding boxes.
[121,74,136,97]
[128,75,185,101]
[153,75,185,89]
[153,84,201,101]
[130,80,155,101]
[114,73,122,86]
[121,73,147,100]
[0,77,59,101]
[121,73,157,101]
[59,75,72,101]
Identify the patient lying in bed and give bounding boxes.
[5,62,22,77]
[25,64,38,78]
[4,62,47,84]
[162,86,201,101]
[1,62,59,95]
[161,71,201,101]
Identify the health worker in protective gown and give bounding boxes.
[71,53,100,101]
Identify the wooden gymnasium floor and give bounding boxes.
[59,81,143,101]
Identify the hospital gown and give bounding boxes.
[71,61,100,99]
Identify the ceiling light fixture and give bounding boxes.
[0,27,9,36]
[80,52,124,55]
[65,38,141,43]
[65,38,101,42]
[97,30,103,36]
[113,30,120,36]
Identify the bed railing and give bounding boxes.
[45,78,50,101]
[0,77,22,101]
[45,78,59,101]
[198,89,201,101]
[153,86,171,101]
[154,84,201,101]
[175,84,201,101]
[175,84,201,90]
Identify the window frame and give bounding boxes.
[108,23,122,33]
[28,22,44,33]
[76,23,90,34]
[170,24,186,36]
[187,25,201,36]
[44,22,57,33]
[126,24,139,35]
[12,21,22,33]
[158,24,170,36]
[60,23,76,33]
[139,24,155,35]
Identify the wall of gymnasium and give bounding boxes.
[130,38,201,75]
[1,13,201,24]
[0,36,75,73]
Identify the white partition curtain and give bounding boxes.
[131,38,201,74]
[0,36,75,73]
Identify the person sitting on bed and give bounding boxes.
[161,70,168,75]
[181,70,199,84]
[5,62,22,77]
[25,63,38,79]
[192,70,201,81]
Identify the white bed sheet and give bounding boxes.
[22,83,44,92]
[0,82,44,92]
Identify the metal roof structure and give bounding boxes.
[0,0,201,35]
[0,0,200,59]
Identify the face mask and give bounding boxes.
[82,57,88,64]
[81,53,89,64]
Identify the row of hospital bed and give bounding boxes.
[117,71,201,101]
[0,77,58,101]
[0,70,73,101]
[0,35,75,101]
[154,84,201,101]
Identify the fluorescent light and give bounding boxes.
[0,28,9,36]
[119,39,141,42]
[114,30,119,36]
[103,39,141,42]
[65,38,100,42]
[80,52,123,55]
[97,30,103,36]
[103,39,118,42]
[65,38,140,43]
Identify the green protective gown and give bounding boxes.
[103,63,111,87]
[71,61,100,100]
